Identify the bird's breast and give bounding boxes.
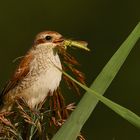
[20,49,62,108]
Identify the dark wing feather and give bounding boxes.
[0,53,33,103]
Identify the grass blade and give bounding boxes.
[61,71,140,128]
[52,22,140,140]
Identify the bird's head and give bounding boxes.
[34,31,64,49]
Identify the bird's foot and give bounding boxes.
[0,111,14,127]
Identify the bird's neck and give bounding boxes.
[31,44,62,73]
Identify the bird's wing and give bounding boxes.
[0,52,34,98]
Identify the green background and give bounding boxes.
[0,0,140,140]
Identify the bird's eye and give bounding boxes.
[45,35,52,41]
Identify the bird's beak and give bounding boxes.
[63,39,90,51]
[53,37,64,43]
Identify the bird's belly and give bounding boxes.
[22,67,62,108]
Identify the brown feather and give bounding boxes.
[0,52,34,104]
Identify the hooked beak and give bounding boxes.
[63,39,90,51]
[53,37,64,43]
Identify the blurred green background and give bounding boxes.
[0,0,140,140]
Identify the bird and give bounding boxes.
[0,31,66,112]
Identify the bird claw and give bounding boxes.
[0,112,13,127]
